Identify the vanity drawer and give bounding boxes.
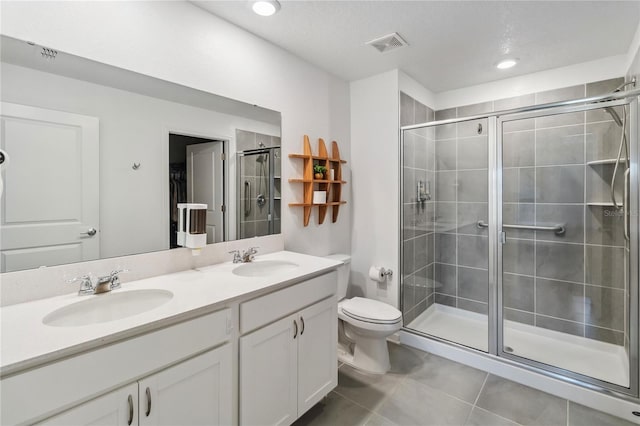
[240,271,336,335]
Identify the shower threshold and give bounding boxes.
[408,304,629,388]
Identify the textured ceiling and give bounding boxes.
[193,1,640,92]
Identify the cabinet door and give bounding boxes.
[138,344,232,426]
[297,297,337,415]
[37,383,138,426]
[240,314,298,426]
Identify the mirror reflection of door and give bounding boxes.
[168,133,225,248]
[0,102,99,272]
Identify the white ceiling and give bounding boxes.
[193,1,640,93]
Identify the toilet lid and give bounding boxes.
[341,297,402,324]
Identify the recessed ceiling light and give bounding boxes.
[251,0,281,16]
[496,58,518,70]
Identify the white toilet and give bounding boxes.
[326,254,402,374]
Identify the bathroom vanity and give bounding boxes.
[0,251,341,425]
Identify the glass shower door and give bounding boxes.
[401,116,490,352]
[498,99,637,392]
[238,149,272,238]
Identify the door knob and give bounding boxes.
[80,227,97,236]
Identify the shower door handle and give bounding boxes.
[244,180,252,217]
[624,168,630,241]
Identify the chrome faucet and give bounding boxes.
[229,247,259,263]
[242,247,259,263]
[67,269,129,295]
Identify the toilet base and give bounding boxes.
[338,333,391,374]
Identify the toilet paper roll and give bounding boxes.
[369,266,385,282]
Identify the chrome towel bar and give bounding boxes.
[476,220,565,235]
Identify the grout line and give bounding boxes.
[472,373,489,407]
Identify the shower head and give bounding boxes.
[604,107,623,127]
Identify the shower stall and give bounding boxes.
[237,146,281,239]
[400,85,639,399]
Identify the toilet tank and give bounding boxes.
[324,254,351,300]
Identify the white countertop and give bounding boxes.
[0,251,341,376]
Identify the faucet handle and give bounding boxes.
[248,246,259,254]
[229,250,242,263]
[67,274,95,295]
[109,269,130,289]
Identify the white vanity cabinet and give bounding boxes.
[3,309,233,425]
[138,345,232,426]
[38,345,232,426]
[239,272,337,426]
[36,383,140,426]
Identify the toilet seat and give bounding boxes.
[341,297,401,325]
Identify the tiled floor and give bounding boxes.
[293,343,636,426]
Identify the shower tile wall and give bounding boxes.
[432,107,490,317]
[401,92,436,325]
[236,129,281,239]
[429,77,627,347]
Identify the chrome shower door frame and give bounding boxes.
[495,97,639,398]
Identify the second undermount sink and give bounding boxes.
[232,260,299,277]
[43,289,174,327]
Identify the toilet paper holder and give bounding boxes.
[380,268,393,278]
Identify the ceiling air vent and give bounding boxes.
[366,32,408,53]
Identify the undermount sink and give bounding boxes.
[43,289,173,327]
[232,260,299,277]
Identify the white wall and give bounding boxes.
[1,62,279,258]
[399,71,437,113]
[350,70,400,306]
[435,55,628,110]
[0,1,351,259]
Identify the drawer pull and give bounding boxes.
[127,394,134,425]
[146,387,152,417]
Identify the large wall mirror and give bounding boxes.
[0,36,282,273]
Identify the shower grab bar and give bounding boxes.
[244,180,252,217]
[476,220,565,235]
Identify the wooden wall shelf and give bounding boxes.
[288,135,347,226]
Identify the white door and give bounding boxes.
[240,313,298,426]
[186,142,224,243]
[138,345,232,426]
[36,383,138,426]
[297,297,338,414]
[0,102,99,272]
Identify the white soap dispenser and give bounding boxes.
[177,203,207,255]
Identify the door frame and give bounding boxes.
[163,127,229,248]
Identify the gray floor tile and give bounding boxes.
[568,402,637,426]
[377,378,473,426]
[465,407,521,426]
[405,353,488,403]
[334,364,403,412]
[365,413,398,426]
[476,375,567,426]
[293,392,372,426]
[387,342,427,376]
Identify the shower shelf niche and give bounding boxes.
[289,135,347,226]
